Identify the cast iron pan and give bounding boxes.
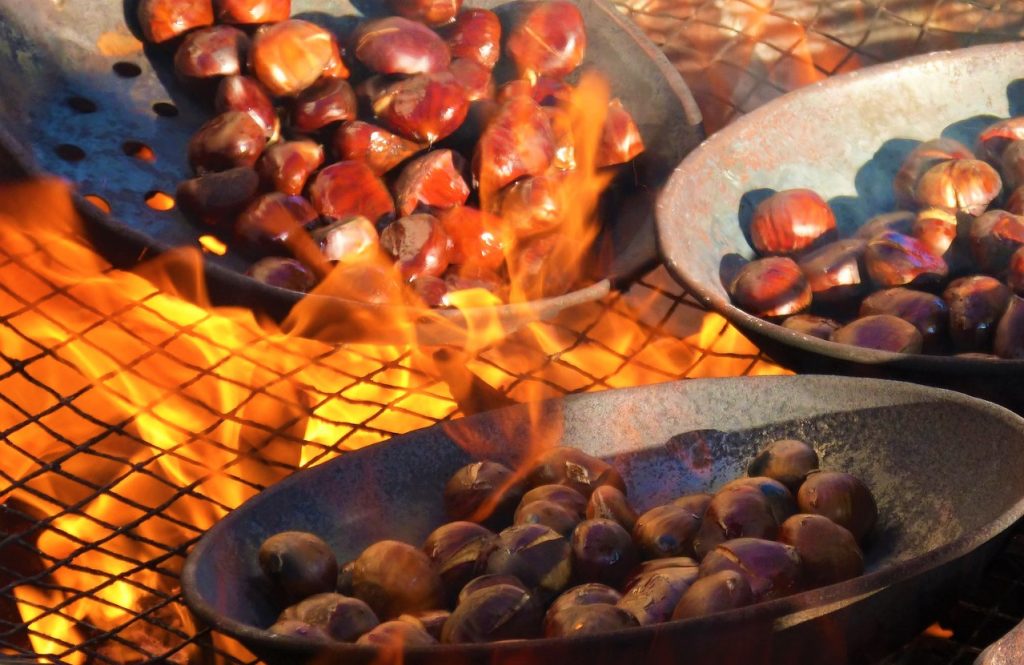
[655,43,1024,412]
[182,375,1024,664]
[0,0,703,344]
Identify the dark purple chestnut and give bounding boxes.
[831,314,923,354]
[977,117,1024,164]
[797,471,878,543]
[782,314,841,340]
[215,75,279,142]
[718,477,797,526]
[547,583,622,616]
[864,231,948,289]
[633,504,702,560]
[995,295,1024,358]
[969,210,1024,276]
[670,493,713,517]
[250,20,346,97]
[188,111,267,174]
[626,558,699,588]
[692,485,779,560]
[670,570,754,620]
[352,540,445,619]
[571,519,639,588]
[473,96,555,197]
[354,17,451,76]
[246,257,317,291]
[943,276,1012,352]
[796,238,867,305]
[778,514,864,587]
[855,211,915,240]
[176,166,260,226]
[893,138,974,209]
[520,484,588,517]
[1009,247,1024,295]
[356,619,438,646]
[729,257,812,319]
[699,538,802,601]
[506,1,586,80]
[543,604,639,637]
[257,140,324,196]
[487,524,572,601]
[586,485,638,532]
[616,567,696,625]
[443,460,525,527]
[749,189,837,256]
[514,500,580,536]
[266,619,330,640]
[259,531,338,605]
[422,521,497,605]
[235,192,318,254]
[334,121,425,176]
[312,216,379,264]
[389,0,464,26]
[174,26,249,84]
[138,0,214,44]
[309,161,395,225]
[457,574,527,606]
[394,150,470,217]
[372,71,470,143]
[441,584,542,643]
[597,99,645,168]
[747,438,819,493]
[291,78,357,132]
[525,447,626,497]
[380,213,452,281]
[399,610,450,640]
[914,158,1002,215]
[279,593,380,642]
[859,287,949,352]
[442,8,501,68]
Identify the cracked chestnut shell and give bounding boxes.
[257,140,324,196]
[797,238,867,305]
[977,117,1024,164]
[473,96,555,196]
[692,485,778,560]
[526,447,626,497]
[235,192,318,254]
[995,294,1024,358]
[486,524,572,601]
[893,138,973,209]
[499,174,565,238]
[586,485,638,532]
[138,0,214,44]
[438,206,504,270]
[506,1,586,80]
[571,518,639,588]
[747,438,819,494]
[174,26,249,84]
[969,210,1024,276]
[250,20,345,97]
[188,111,267,174]
[912,207,959,259]
[457,574,526,606]
[617,566,697,625]
[831,314,923,354]
[671,570,754,620]
[309,161,395,225]
[943,275,1011,352]
[859,287,949,352]
[279,593,379,642]
[334,121,425,176]
[749,189,836,256]
[778,514,863,588]
[699,538,802,601]
[782,314,840,340]
[380,213,451,280]
[864,231,948,289]
[519,484,587,517]
[442,8,501,68]
[443,460,525,528]
[390,0,464,26]
[729,256,812,319]
[259,531,338,605]
[352,540,444,619]
[797,471,878,543]
[422,522,496,605]
[354,17,451,75]
[914,158,1001,216]
[441,584,542,643]
[394,150,470,217]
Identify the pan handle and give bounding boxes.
[974,619,1024,664]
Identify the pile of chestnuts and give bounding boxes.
[727,119,1024,358]
[136,0,645,305]
[256,438,877,645]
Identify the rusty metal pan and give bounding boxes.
[182,375,1024,664]
[0,0,702,344]
[655,43,1024,411]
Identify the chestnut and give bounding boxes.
[473,96,555,196]
[487,524,572,601]
[422,521,497,605]
[859,287,949,352]
[372,71,470,143]
[796,238,868,305]
[994,295,1024,358]
[499,175,565,238]
[969,209,1024,276]
[441,584,543,643]
[442,8,501,69]
[626,557,699,586]
[781,314,841,340]
[728,256,812,319]
[380,213,452,281]
[309,161,395,225]
[389,0,464,27]
[399,610,450,640]
[337,560,355,595]
[174,26,249,84]
[443,460,525,528]
[545,106,577,172]
[280,593,380,642]
[670,570,754,620]
[506,1,586,80]
[914,158,1001,216]
[855,210,915,241]
[526,447,626,497]
[246,257,317,291]
[291,78,357,132]
[215,0,290,25]
[749,189,836,256]
[1009,247,1024,295]
[912,207,959,259]
[137,0,214,44]
[892,138,974,209]
[354,17,451,76]
[864,231,948,289]
[670,493,713,518]
[188,111,267,174]
[356,619,438,646]
[830,314,923,354]
[571,519,639,588]
[699,538,802,601]
[943,275,1011,352]
[692,485,778,560]
[719,477,796,526]
[597,99,645,167]
[250,20,345,97]
[334,121,425,176]
[235,192,318,254]
[394,150,470,217]
[520,484,588,517]
[977,117,1024,164]
[797,471,878,543]
[448,58,494,102]
[1008,186,1024,216]
[437,206,505,270]
[409,275,450,307]
[257,139,324,196]
[778,514,864,587]
[259,531,338,605]
[266,618,330,640]
[352,540,445,619]
[617,567,696,625]
[586,485,638,532]
[215,75,279,142]
[514,500,581,536]
[547,583,622,616]
[457,574,527,606]
[312,216,379,264]
[1001,140,1024,191]
[176,166,260,226]
[747,438,819,493]
[633,504,702,560]
[543,604,639,638]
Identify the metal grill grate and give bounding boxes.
[1,1,1024,663]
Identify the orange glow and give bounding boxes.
[199,234,228,255]
[83,194,112,213]
[145,190,175,211]
[925,622,954,639]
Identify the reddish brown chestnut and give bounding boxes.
[372,72,470,143]
[473,96,555,196]
[1008,186,1024,216]
[796,238,867,305]
[943,275,1012,352]
[215,0,290,24]
[1010,247,1024,295]
[380,213,451,280]
[448,58,494,102]
[394,150,470,217]
[279,593,379,642]
[781,314,840,340]
[634,504,702,560]
[586,485,638,533]
[257,139,324,196]
[514,500,580,536]
[422,521,496,605]
[442,8,501,68]
[914,158,1001,216]
[831,315,923,354]
[855,210,915,240]
[570,519,639,588]
[291,78,357,132]
[137,0,214,44]
[235,192,318,253]
[859,288,949,352]
[670,570,754,620]
[864,231,948,289]
[352,540,445,619]
[390,0,463,26]
[778,514,863,587]
[250,20,345,97]
[499,175,565,238]
[969,210,1024,276]
[188,111,267,174]
[545,106,576,172]
[729,256,812,319]
[312,217,380,264]
[912,207,959,258]
[597,99,644,167]
[506,1,586,81]
[749,189,837,256]
[176,166,260,226]
[334,121,425,176]
[309,161,395,225]
[747,439,819,494]
[893,138,973,209]
[443,461,525,528]
[797,471,878,543]
[437,206,504,270]
[699,538,802,601]
[354,17,451,76]
[977,117,1024,164]
[215,75,279,141]
[442,584,542,643]
[995,295,1024,358]
[487,524,572,601]
[692,485,778,560]
[519,484,587,517]
[617,567,697,626]
[174,26,249,83]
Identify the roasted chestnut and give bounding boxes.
[214,0,290,24]
[914,158,1001,216]
[943,275,1011,352]
[699,538,802,601]
[422,521,497,605]
[372,72,470,143]
[291,78,358,132]
[356,619,438,646]
[855,210,915,240]
[526,447,626,497]
[235,192,318,254]
[393,150,470,217]
[457,574,527,606]
[279,592,379,642]
[616,566,696,625]
[334,121,425,176]
[893,138,974,209]
[692,485,778,560]
[778,513,863,587]
[859,287,949,352]
[719,477,796,526]
[354,17,451,76]
[473,96,555,197]
[781,314,840,340]
[259,531,338,605]
[443,460,525,527]
[747,438,819,493]
[441,584,542,643]
[267,618,330,640]
[830,314,923,354]
[389,0,464,27]
[257,139,324,196]
[543,603,639,637]
[547,583,622,616]
[912,207,959,259]
[437,205,504,270]
[626,558,699,586]
[633,504,702,560]
[174,26,249,84]
[1008,186,1024,216]
[399,610,450,640]
[487,524,572,601]
[670,493,712,517]
[586,485,638,532]
[670,570,754,620]
[597,99,645,167]
[215,75,280,141]
[176,166,260,225]
[514,500,581,536]
[864,231,948,289]
[309,161,395,225]
[499,175,565,238]
[977,117,1024,164]
[351,540,445,619]
[994,295,1024,358]
[729,257,812,319]
[571,518,639,588]
[138,0,214,44]
[506,1,586,80]
[250,20,344,97]
[188,111,267,174]
[519,484,588,517]
[749,189,836,256]
[796,471,877,543]
[311,216,379,264]
[442,8,501,68]
[448,58,494,102]
[380,213,452,280]
[246,257,317,291]
[796,238,867,305]
[969,209,1024,276]
[1009,247,1024,295]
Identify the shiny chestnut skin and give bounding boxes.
[943,276,1011,352]
[893,138,974,209]
[390,0,463,26]
[457,574,526,606]
[547,583,622,616]
[257,140,324,196]
[864,231,948,289]
[719,477,796,526]
[380,213,451,281]
[692,485,778,560]
[514,500,581,536]
[259,531,338,605]
[670,493,713,519]
[797,238,867,305]
[334,121,425,176]
[474,96,555,197]
[747,439,819,494]
[176,166,259,226]
[797,471,878,543]
[969,210,1024,276]
[627,558,699,586]
[215,75,279,141]
[994,295,1024,358]
[235,192,318,253]
[670,570,754,620]
[137,0,214,44]
[571,519,639,588]
[250,20,345,97]
[438,206,504,270]
[778,514,863,588]
[354,17,451,76]
[441,584,542,643]
[586,485,638,532]
[914,158,1001,216]
[831,314,923,354]
[1010,247,1024,295]
[309,161,395,225]
[312,216,379,264]
[506,1,586,80]
[188,111,267,174]
[616,567,697,625]
[729,256,812,319]
[749,189,836,256]
[912,208,966,271]
[422,521,497,605]
[247,257,317,291]
[351,540,445,619]
[859,287,949,352]
[174,26,249,84]
[215,0,290,24]
[280,593,380,642]
[443,460,525,528]
[356,619,437,646]
[519,484,588,517]
[977,117,1024,164]
[486,524,572,601]
[544,604,639,638]
[267,618,330,640]
[291,78,357,132]
[597,99,645,167]
[448,58,494,102]
[394,150,470,217]
[499,175,565,238]
[526,447,626,497]
[633,504,702,560]
[781,314,840,340]
[856,210,915,240]
[443,8,501,69]
[699,538,802,601]
[372,71,470,143]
